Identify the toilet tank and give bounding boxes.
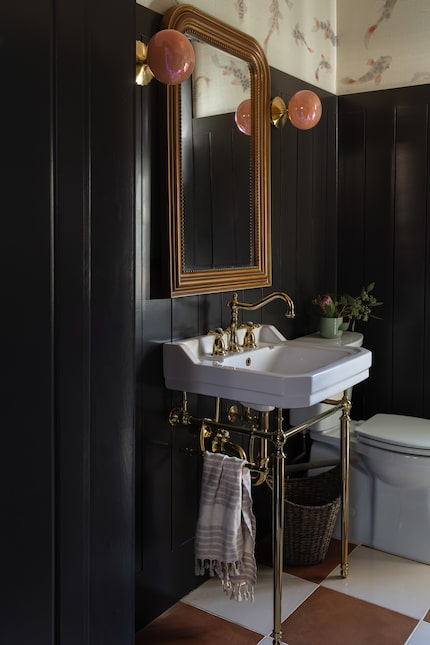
[288,331,364,431]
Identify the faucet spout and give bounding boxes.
[228,291,295,318]
[226,291,295,352]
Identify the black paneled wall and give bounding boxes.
[3,1,135,644]
[338,86,430,420]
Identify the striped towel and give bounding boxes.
[195,451,257,601]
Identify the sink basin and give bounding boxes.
[163,325,372,411]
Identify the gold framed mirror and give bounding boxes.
[162,4,271,297]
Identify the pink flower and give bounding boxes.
[316,294,333,314]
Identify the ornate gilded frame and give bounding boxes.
[162,4,271,297]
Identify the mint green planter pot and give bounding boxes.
[320,317,343,339]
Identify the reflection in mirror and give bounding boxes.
[163,5,271,297]
[182,44,252,271]
[191,42,250,119]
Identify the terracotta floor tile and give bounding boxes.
[283,538,358,584]
[281,587,417,645]
[257,536,358,584]
[135,601,263,645]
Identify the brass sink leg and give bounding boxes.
[340,391,351,578]
[271,408,286,645]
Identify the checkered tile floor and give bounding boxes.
[136,539,430,645]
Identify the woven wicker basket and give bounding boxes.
[283,465,341,566]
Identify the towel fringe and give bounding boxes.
[195,558,254,602]
[222,579,254,602]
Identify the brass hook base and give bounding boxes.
[136,40,155,86]
[270,96,289,129]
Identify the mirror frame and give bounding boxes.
[162,4,271,297]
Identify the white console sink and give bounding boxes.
[163,325,372,411]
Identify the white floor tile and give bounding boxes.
[181,565,317,636]
[256,637,288,645]
[405,621,430,645]
[321,545,430,619]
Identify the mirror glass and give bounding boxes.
[181,43,252,271]
[163,5,271,297]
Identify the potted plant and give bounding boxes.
[312,282,383,338]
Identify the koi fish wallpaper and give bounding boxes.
[137,0,430,95]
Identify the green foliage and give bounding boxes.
[313,282,383,331]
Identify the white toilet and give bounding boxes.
[289,331,430,564]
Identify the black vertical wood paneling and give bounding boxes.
[425,114,430,420]
[270,70,337,336]
[392,105,428,414]
[184,114,251,269]
[337,109,367,288]
[338,86,430,420]
[55,0,91,641]
[135,292,201,627]
[56,0,135,642]
[4,0,135,643]
[87,1,135,642]
[2,1,55,643]
[135,8,201,629]
[337,107,371,417]
[269,78,288,293]
[363,100,396,416]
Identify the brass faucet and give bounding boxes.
[226,291,295,352]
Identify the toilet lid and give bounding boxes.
[355,414,430,456]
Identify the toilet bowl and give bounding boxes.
[289,332,430,564]
[354,414,430,563]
